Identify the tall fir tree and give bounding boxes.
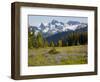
[37,32,44,47]
[50,41,54,47]
[58,40,62,47]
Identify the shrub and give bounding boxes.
[48,47,59,54]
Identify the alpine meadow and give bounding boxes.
[28,15,88,66]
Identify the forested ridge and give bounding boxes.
[28,29,87,48]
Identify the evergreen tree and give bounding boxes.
[66,41,68,46]
[50,41,54,47]
[28,31,34,48]
[58,40,62,47]
[37,32,44,47]
[44,40,49,47]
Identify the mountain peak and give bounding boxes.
[51,19,59,25]
[39,22,45,29]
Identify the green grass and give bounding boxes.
[28,45,87,66]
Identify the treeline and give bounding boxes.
[28,31,87,48]
[62,31,87,46]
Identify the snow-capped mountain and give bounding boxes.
[28,19,88,37]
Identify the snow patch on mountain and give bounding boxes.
[43,27,49,33]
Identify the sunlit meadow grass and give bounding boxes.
[28,45,87,66]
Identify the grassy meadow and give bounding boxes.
[28,45,87,66]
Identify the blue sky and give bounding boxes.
[28,15,88,27]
